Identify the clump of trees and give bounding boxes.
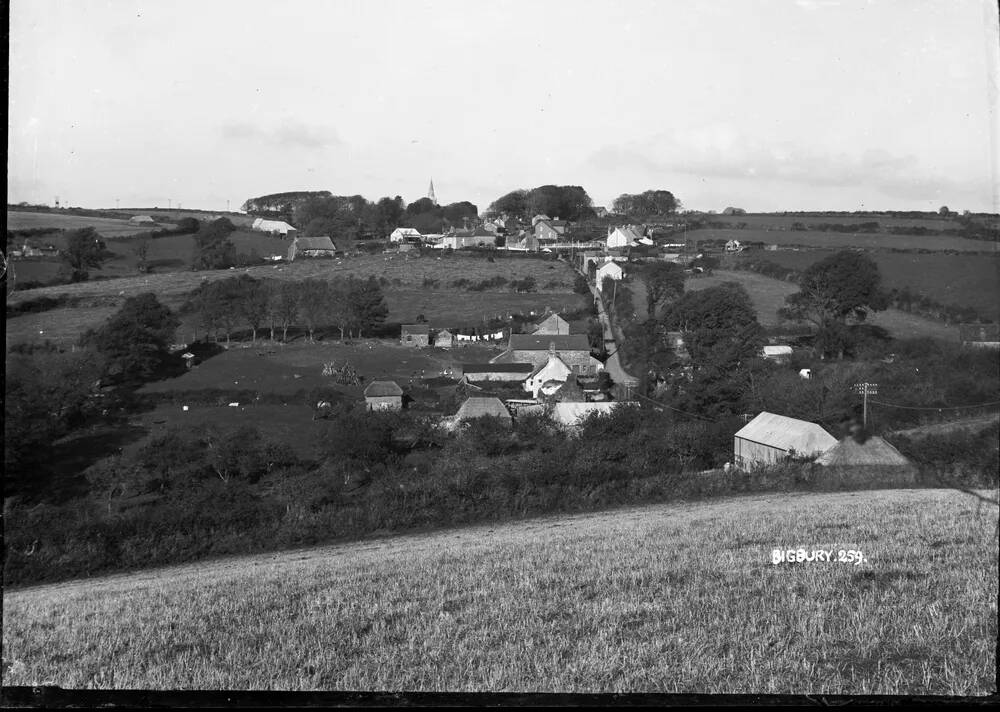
[611,190,679,218]
[59,227,112,282]
[184,275,388,343]
[487,185,595,222]
[81,292,181,384]
[192,218,237,270]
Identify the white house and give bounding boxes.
[390,227,422,243]
[252,218,298,237]
[595,261,624,290]
[606,225,643,249]
[524,353,574,398]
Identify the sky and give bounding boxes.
[7,0,999,213]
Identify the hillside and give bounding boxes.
[3,489,996,693]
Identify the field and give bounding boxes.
[686,270,959,341]
[6,210,170,238]
[731,250,1000,321]
[698,214,961,231]
[6,255,586,347]
[3,488,995,693]
[685,228,994,253]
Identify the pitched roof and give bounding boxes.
[533,313,571,334]
[461,363,535,373]
[508,334,590,351]
[364,380,403,397]
[815,436,913,467]
[528,353,572,379]
[455,397,511,421]
[762,345,793,356]
[295,236,336,251]
[735,412,837,455]
[391,227,422,236]
[401,324,430,335]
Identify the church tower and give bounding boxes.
[427,179,438,206]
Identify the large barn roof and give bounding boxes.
[455,397,511,421]
[295,236,336,251]
[815,436,912,467]
[508,334,590,351]
[735,412,837,456]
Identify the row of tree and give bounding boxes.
[611,190,680,218]
[184,275,389,344]
[487,185,595,222]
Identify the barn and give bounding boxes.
[733,412,837,469]
[364,380,403,411]
[287,236,336,261]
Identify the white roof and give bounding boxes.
[735,412,837,456]
[763,345,793,356]
[597,261,623,276]
[253,218,296,232]
[391,227,422,236]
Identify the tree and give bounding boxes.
[939,206,950,216]
[487,190,529,219]
[192,218,237,270]
[236,275,268,343]
[61,227,108,282]
[297,279,331,342]
[643,262,685,318]
[780,251,889,359]
[82,293,180,383]
[133,237,151,274]
[347,276,388,337]
[612,190,679,218]
[269,280,301,341]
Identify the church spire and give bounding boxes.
[428,179,437,206]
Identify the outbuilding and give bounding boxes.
[364,380,404,411]
[453,397,512,427]
[401,324,430,347]
[814,434,918,485]
[733,411,837,469]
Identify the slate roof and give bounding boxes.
[461,363,535,373]
[735,412,837,456]
[455,397,512,421]
[295,236,336,251]
[364,380,403,397]
[401,324,430,335]
[508,334,590,351]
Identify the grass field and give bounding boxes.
[731,250,1000,321]
[3,488,995,693]
[699,214,961,231]
[686,270,959,341]
[6,210,170,238]
[685,228,994,253]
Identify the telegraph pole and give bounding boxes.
[853,382,878,427]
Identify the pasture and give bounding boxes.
[685,228,994,253]
[3,488,995,693]
[698,214,959,231]
[731,250,1000,321]
[686,270,959,341]
[6,210,169,238]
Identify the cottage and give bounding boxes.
[595,261,624,290]
[533,313,571,335]
[534,219,569,242]
[606,225,643,249]
[252,218,298,237]
[400,324,430,347]
[390,227,422,243]
[762,345,793,363]
[733,412,837,470]
[364,380,404,411]
[725,239,742,252]
[128,215,156,225]
[492,333,602,376]
[524,353,574,397]
[452,397,513,427]
[287,236,336,261]
[434,329,454,349]
[440,228,497,250]
[959,323,1000,349]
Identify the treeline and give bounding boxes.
[182,274,389,343]
[487,185,595,222]
[6,397,995,587]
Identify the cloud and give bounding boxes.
[588,126,975,202]
[220,120,343,150]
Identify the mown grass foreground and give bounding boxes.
[3,489,997,694]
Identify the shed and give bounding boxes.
[364,380,404,411]
[762,345,793,362]
[733,412,837,469]
[454,397,512,426]
[401,324,430,347]
[814,434,918,486]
